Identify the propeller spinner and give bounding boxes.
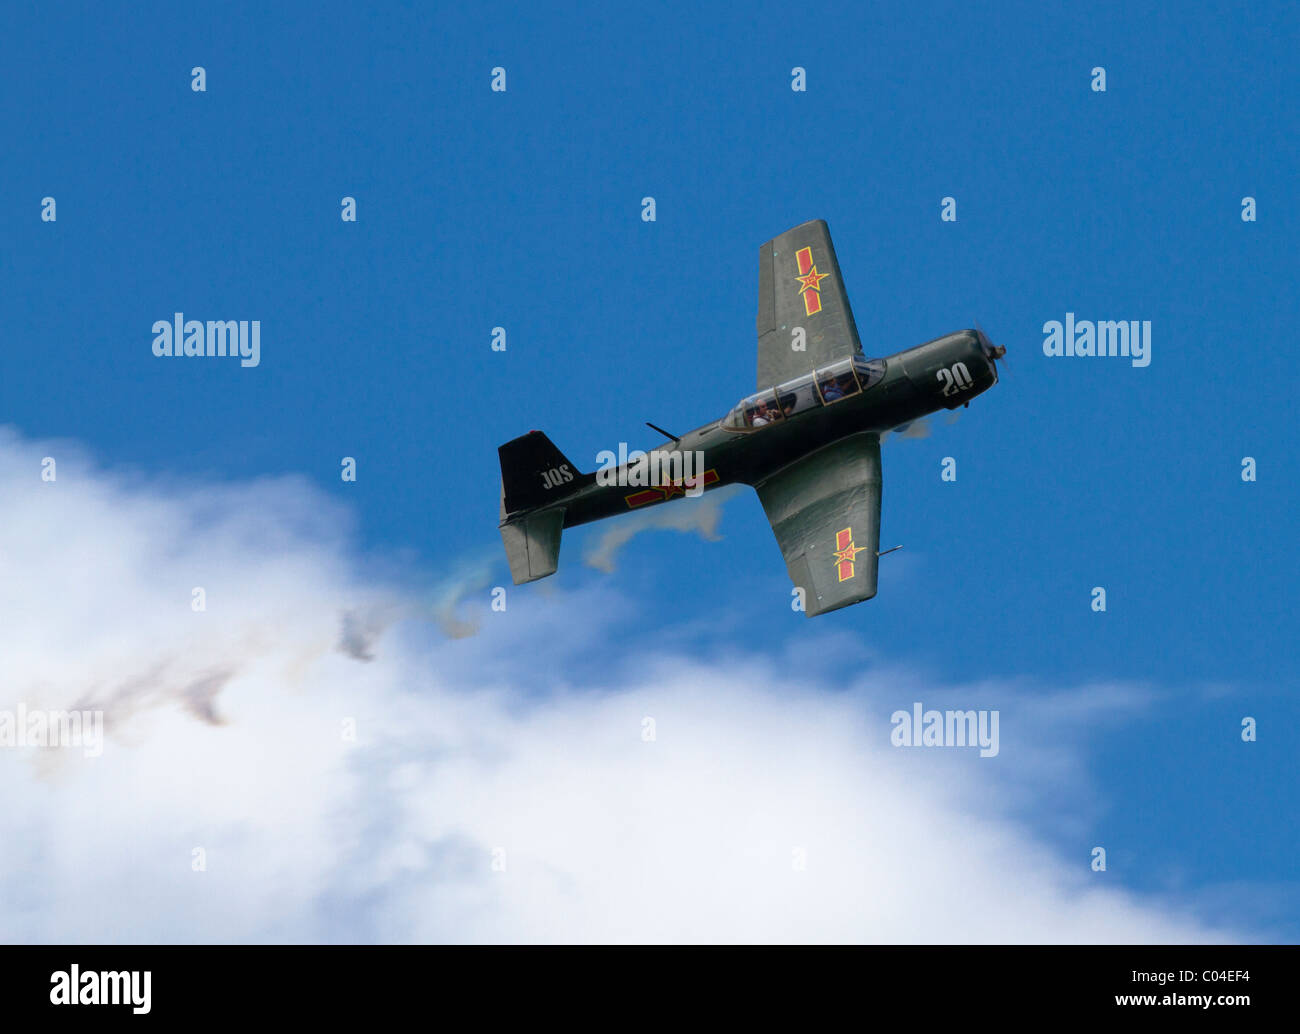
[975,323,1007,377]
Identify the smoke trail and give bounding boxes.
[582,484,742,573]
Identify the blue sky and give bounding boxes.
[2,1,1296,941]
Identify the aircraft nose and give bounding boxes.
[974,326,1006,379]
[974,326,1004,360]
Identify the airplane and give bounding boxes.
[496,219,1005,616]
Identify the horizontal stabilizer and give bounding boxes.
[500,502,564,585]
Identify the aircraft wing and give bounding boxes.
[756,219,863,391]
[755,433,882,617]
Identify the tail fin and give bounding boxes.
[498,430,582,515]
[497,431,581,585]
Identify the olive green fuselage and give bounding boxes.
[556,329,997,529]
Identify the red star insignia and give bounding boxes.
[833,541,865,565]
[796,267,828,295]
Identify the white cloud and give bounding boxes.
[0,428,1242,943]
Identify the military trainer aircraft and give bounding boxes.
[497,219,1005,616]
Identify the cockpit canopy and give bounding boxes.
[722,356,886,431]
